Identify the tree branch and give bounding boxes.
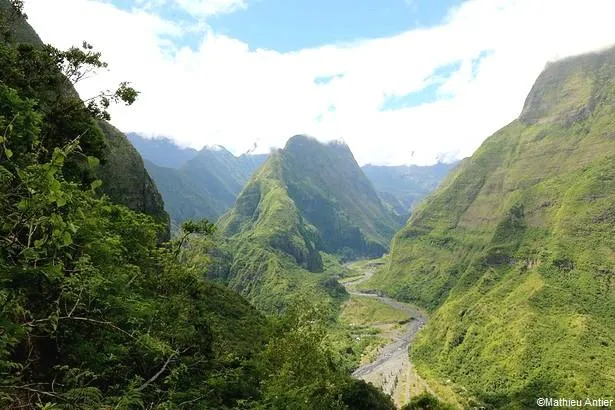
[136,354,174,392]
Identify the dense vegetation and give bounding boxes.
[366,46,615,407]
[0,0,169,239]
[213,135,400,311]
[0,3,396,408]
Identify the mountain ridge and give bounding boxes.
[365,44,615,407]
[128,133,268,227]
[216,135,399,310]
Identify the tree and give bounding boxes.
[401,392,455,410]
[0,4,138,183]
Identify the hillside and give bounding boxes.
[129,134,268,227]
[143,159,218,230]
[365,46,615,407]
[0,4,398,408]
[363,162,459,220]
[218,135,399,309]
[0,2,169,238]
[222,135,400,258]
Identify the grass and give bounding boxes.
[366,47,615,408]
[340,296,408,326]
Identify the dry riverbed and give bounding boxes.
[341,261,433,407]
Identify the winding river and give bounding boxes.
[342,263,429,406]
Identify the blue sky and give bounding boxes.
[25,0,615,165]
[110,0,462,52]
[206,0,461,52]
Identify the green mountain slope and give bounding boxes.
[1,3,169,237]
[143,159,218,229]
[130,135,269,227]
[223,135,400,257]
[218,135,399,310]
[366,47,615,407]
[96,122,169,234]
[362,162,459,220]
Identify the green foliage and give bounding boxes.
[251,299,395,410]
[368,45,615,407]
[0,109,217,407]
[0,4,169,238]
[0,8,396,409]
[181,218,216,235]
[401,392,454,410]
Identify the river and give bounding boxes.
[342,261,430,407]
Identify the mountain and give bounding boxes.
[365,46,615,407]
[96,123,169,236]
[143,159,218,229]
[0,6,398,408]
[362,162,459,219]
[128,134,268,228]
[126,132,198,168]
[218,135,400,309]
[223,135,400,259]
[1,4,169,238]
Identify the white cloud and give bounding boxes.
[134,0,248,16]
[23,0,615,165]
[172,0,247,16]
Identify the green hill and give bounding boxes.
[0,1,169,238]
[366,46,615,407]
[216,135,399,310]
[223,136,400,257]
[129,135,269,228]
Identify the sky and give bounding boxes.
[23,0,615,165]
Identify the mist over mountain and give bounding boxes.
[362,162,459,220]
[127,133,198,169]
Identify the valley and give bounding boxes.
[3,1,615,408]
[341,260,431,407]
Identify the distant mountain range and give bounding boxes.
[127,133,267,229]
[128,134,455,230]
[363,162,459,220]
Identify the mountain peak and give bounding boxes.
[284,134,318,149]
[520,44,615,125]
[203,144,227,152]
